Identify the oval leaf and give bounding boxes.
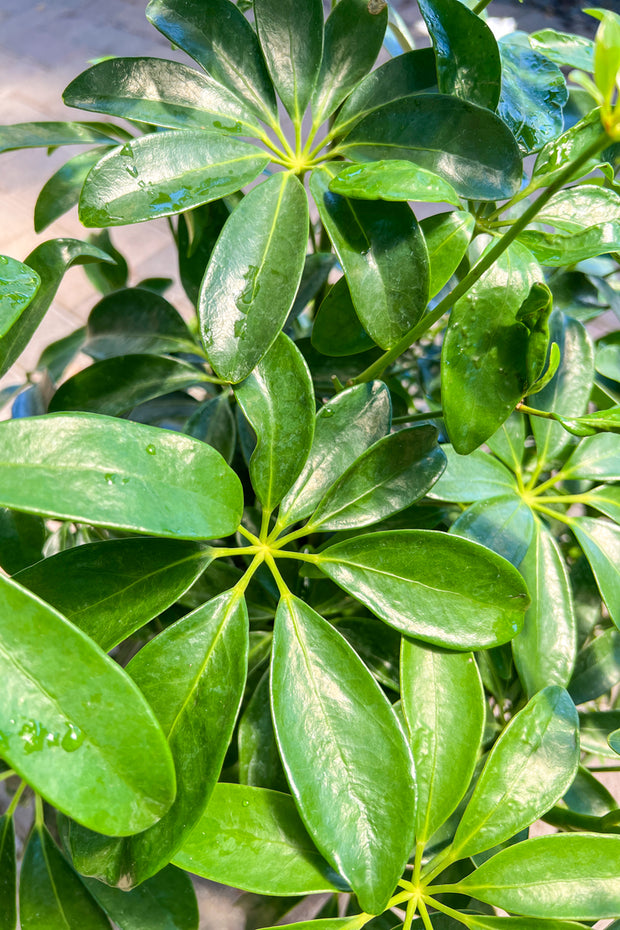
[428,446,517,503]
[570,517,620,628]
[34,149,111,233]
[311,277,376,357]
[421,211,475,299]
[0,255,40,338]
[316,531,530,650]
[329,160,460,206]
[83,866,198,930]
[271,596,415,914]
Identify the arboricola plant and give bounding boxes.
[0,0,620,927]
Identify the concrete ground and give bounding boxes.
[0,2,618,927]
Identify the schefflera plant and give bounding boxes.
[0,1,619,929]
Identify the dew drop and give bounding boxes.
[145,444,157,455]
[125,164,139,178]
[61,724,85,753]
[323,406,335,418]
[120,143,134,159]
[242,799,250,807]
[104,473,116,484]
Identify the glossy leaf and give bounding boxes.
[14,538,213,651]
[550,405,620,437]
[421,211,475,299]
[454,834,620,918]
[498,35,567,154]
[278,382,391,527]
[119,590,249,883]
[529,313,594,467]
[20,827,110,930]
[185,394,236,463]
[83,866,198,930]
[583,485,620,523]
[329,161,460,206]
[0,414,243,540]
[340,95,522,202]
[418,0,501,110]
[259,922,366,930]
[579,709,620,758]
[332,47,437,137]
[64,57,263,135]
[271,596,415,914]
[254,0,323,121]
[400,642,485,842]
[449,494,535,567]
[311,277,376,357]
[486,412,526,472]
[428,446,517,503]
[561,433,620,481]
[239,670,287,792]
[0,816,16,930]
[317,531,529,650]
[570,517,620,628]
[311,0,387,124]
[519,223,620,266]
[451,687,579,858]
[146,0,277,120]
[79,132,269,227]
[173,784,346,895]
[530,28,594,70]
[0,239,113,378]
[0,121,122,153]
[610,729,620,754]
[442,241,541,454]
[570,628,620,704]
[49,355,210,416]
[530,109,609,191]
[534,185,620,232]
[34,148,111,233]
[310,166,429,350]
[306,425,445,531]
[234,334,314,510]
[0,255,40,338]
[0,574,175,834]
[0,509,44,575]
[513,523,576,697]
[200,172,308,382]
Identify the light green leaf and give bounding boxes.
[0,575,175,835]
[271,596,415,914]
[449,494,535,567]
[173,784,346,895]
[428,446,517,503]
[0,256,40,338]
[317,530,529,649]
[583,485,620,523]
[235,333,315,510]
[530,108,611,190]
[200,173,309,382]
[34,149,111,233]
[400,642,485,843]
[0,414,243,540]
[570,517,620,628]
[0,121,123,154]
[562,433,620,481]
[570,628,620,704]
[421,211,475,299]
[530,28,594,71]
[329,160,460,206]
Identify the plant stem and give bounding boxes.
[238,525,263,546]
[403,895,418,930]
[473,0,495,13]
[232,553,265,596]
[350,132,610,386]
[424,896,470,926]
[6,780,26,817]
[420,846,454,884]
[264,552,292,598]
[0,769,15,784]
[393,409,443,425]
[34,792,44,827]
[516,402,557,422]
[417,898,435,930]
[530,503,573,525]
[271,549,319,563]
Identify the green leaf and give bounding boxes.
[121,590,249,883]
[332,47,437,138]
[83,287,196,360]
[146,0,277,121]
[79,132,269,227]
[588,8,620,105]
[311,277,376,357]
[49,355,210,416]
[0,414,243,540]
[530,109,610,191]
[513,523,576,697]
[339,95,522,202]
[83,866,198,930]
[529,312,594,467]
[518,224,620,266]
[533,185,620,233]
[200,173,309,382]
[451,687,579,858]
[486,412,526,472]
[579,709,620,758]
[260,922,367,930]
[583,485,620,522]
[306,425,445,531]
[14,538,212,651]
[561,433,620,481]
[530,28,594,71]
[550,405,620,437]
[0,510,44,575]
[498,35,567,154]
[173,783,346,895]
[311,0,387,124]
[310,166,429,350]
[20,827,110,930]
[0,121,123,154]
[0,255,41,337]
[34,149,111,233]
[421,211,475,299]
[0,816,16,930]
[442,241,541,454]
[64,57,263,135]
[570,628,620,704]
[400,642,485,843]
[418,0,501,110]
[271,596,415,914]
[234,334,314,510]
[427,446,517,503]
[317,530,529,649]
[0,239,113,378]
[449,494,535,567]
[329,160,460,206]
[254,0,323,122]
[570,517,620,628]
[278,382,391,527]
[185,394,236,463]
[453,833,620,918]
[0,575,175,834]
[239,670,288,791]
